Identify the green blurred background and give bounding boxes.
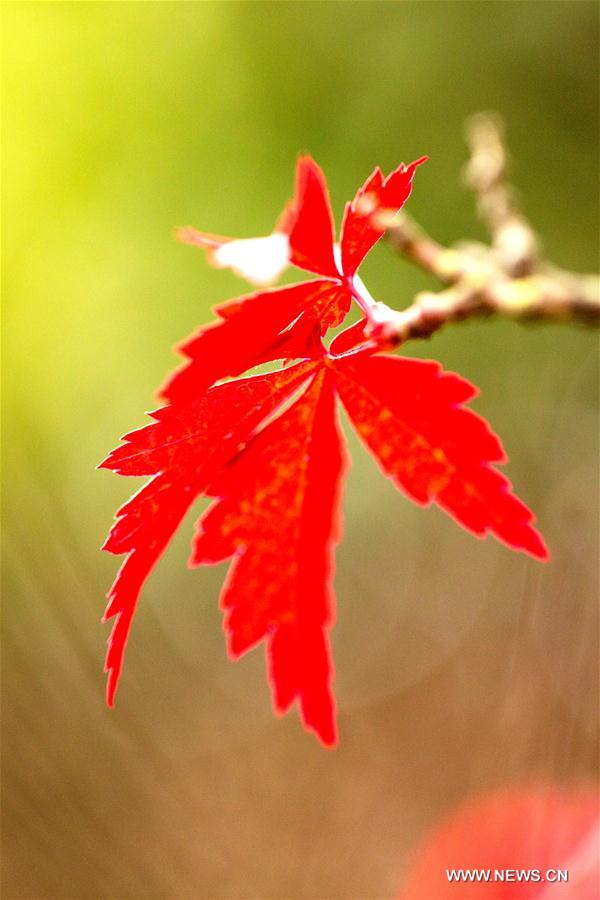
[3,2,598,898]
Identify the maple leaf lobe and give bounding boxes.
[333,354,548,560]
[192,367,346,746]
[100,362,319,708]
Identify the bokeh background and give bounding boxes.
[3,2,598,898]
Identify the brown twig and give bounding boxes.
[381,113,599,345]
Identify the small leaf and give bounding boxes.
[288,156,339,279]
[341,157,427,276]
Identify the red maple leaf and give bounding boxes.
[100,155,548,746]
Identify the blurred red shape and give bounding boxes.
[399,785,599,899]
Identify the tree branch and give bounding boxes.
[380,113,599,345]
